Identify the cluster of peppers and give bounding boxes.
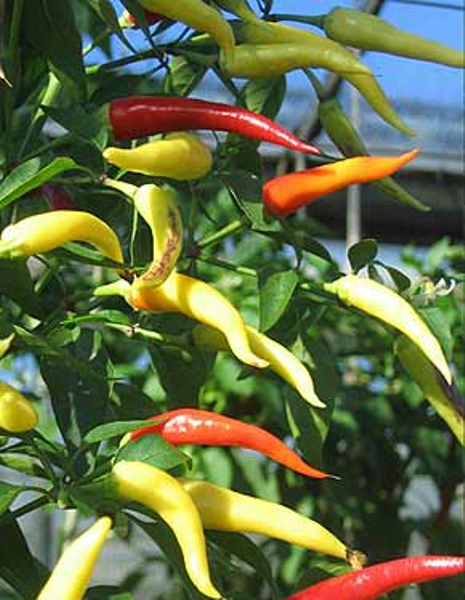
[1,1,464,599]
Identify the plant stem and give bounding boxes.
[267,13,325,28]
[197,218,247,250]
[195,255,338,301]
[105,322,188,347]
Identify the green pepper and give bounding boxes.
[322,7,465,68]
[307,71,428,212]
[230,20,414,136]
[395,336,463,446]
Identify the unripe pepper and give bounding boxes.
[36,517,112,600]
[179,478,366,568]
[124,408,331,478]
[108,96,324,156]
[94,275,269,370]
[396,336,463,445]
[231,20,414,136]
[283,554,465,599]
[103,133,213,180]
[0,211,123,265]
[137,0,235,54]
[112,461,220,598]
[263,150,419,216]
[308,73,428,212]
[0,381,38,433]
[104,178,182,289]
[323,275,452,385]
[322,7,465,69]
[192,323,325,407]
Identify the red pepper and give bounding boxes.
[125,408,332,479]
[124,9,163,27]
[108,96,326,157]
[284,555,465,599]
[263,150,419,216]
[42,185,77,211]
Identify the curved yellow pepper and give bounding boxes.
[0,211,123,264]
[104,179,183,289]
[179,478,365,568]
[323,275,452,385]
[37,516,112,600]
[112,461,221,598]
[192,323,325,408]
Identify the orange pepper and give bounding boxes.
[263,149,419,216]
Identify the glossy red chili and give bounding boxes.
[108,96,326,157]
[126,408,332,479]
[284,555,465,599]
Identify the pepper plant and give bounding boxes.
[0,1,463,599]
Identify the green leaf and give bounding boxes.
[286,334,340,469]
[21,0,86,97]
[418,306,453,361]
[87,0,136,54]
[84,419,163,444]
[110,382,160,421]
[42,105,108,148]
[87,588,136,600]
[243,76,286,120]
[61,310,132,328]
[0,455,46,478]
[0,157,77,210]
[207,531,279,598]
[0,260,43,317]
[116,434,189,471]
[39,329,110,474]
[348,238,378,273]
[379,263,411,292]
[149,343,214,405]
[162,55,207,97]
[0,483,23,517]
[220,170,279,232]
[0,318,15,359]
[259,268,298,332]
[0,513,46,599]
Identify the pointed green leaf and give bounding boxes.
[259,268,299,332]
[116,434,189,471]
[0,157,76,209]
[0,483,23,517]
[348,238,378,273]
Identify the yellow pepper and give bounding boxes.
[179,478,365,568]
[94,274,269,370]
[112,461,221,598]
[191,323,325,408]
[103,133,213,180]
[36,516,112,600]
[0,381,38,433]
[0,211,123,264]
[104,179,183,289]
[323,275,452,385]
